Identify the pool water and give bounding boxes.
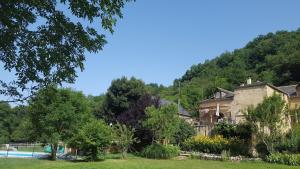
[0,151,49,158]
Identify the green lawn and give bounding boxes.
[0,156,297,169]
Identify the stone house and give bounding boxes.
[197,79,300,136]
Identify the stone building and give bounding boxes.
[197,79,300,136]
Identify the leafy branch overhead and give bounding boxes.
[0,0,132,100]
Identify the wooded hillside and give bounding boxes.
[154,29,300,113]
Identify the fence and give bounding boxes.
[0,143,44,153]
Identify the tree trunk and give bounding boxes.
[91,147,98,161]
[122,148,127,159]
[51,144,58,160]
[250,133,258,157]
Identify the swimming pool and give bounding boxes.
[0,151,49,158]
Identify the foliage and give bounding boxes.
[0,0,132,100]
[290,124,300,152]
[88,95,106,118]
[114,123,138,159]
[183,135,229,154]
[141,144,180,159]
[275,124,300,153]
[0,102,12,143]
[0,103,31,143]
[289,107,300,124]
[213,123,236,139]
[143,104,180,145]
[213,122,252,140]
[245,94,286,154]
[158,29,300,111]
[116,94,159,128]
[100,77,146,122]
[95,78,160,151]
[28,87,91,160]
[71,119,113,161]
[228,137,250,156]
[266,153,300,166]
[172,119,196,147]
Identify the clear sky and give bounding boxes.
[1,0,300,99]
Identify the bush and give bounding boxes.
[172,119,196,147]
[228,138,250,156]
[141,144,180,159]
[183,135,229,154]
[266,153,300,166]
[213,122,252,141]
[275,124,300,153]
[256,142,269,158]
[213,122,236,138]
[69,120,113,161]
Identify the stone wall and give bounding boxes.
[231,85,268,123]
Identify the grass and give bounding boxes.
[0,155,298,169]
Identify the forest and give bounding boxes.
[153,29,300,113]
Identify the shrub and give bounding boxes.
[172,119,196,147]
[183,135,229,154]
[141,144,180,159]
[274,124,300,154]
[213,122,252,141]
[228,137,250,156]
[256,142,269,158]
[69,120,113,161]
[213,123,236,138]
[266,153,300,166]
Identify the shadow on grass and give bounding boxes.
[67,153,140,163]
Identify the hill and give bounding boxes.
[152,29,300,114]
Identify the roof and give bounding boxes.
[199,82,300,105]
[199,87,234,104]
[235,82,289,95]
[159,99,191,117]
[277,85,298,96]
[216,87,234,98]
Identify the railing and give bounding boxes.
[0,143,44,152]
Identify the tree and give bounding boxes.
[100,77,146,122]
[114,123,138,159]
[144,104,180,145]
[28,87,91,160]
[0,0,132,101]
[173,119,195,147]
[0,102,12,143]
[116,94,159,151]
[160,29,300,111]
[0,103,29,143]
[245,94,286,154]
[71,119,113,161]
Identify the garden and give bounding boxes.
[1,84,300,169]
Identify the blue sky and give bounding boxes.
[1,0,300,99]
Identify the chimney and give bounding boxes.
[246,78,252,85]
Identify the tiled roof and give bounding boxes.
[277,85,298,96]
[159,99,191,117]
[216,87,234,98]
